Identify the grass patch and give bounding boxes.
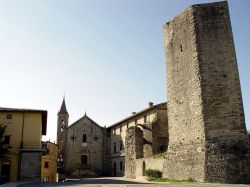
[153,151,167,158]
[145,169,162,178]
[147,177,196,183]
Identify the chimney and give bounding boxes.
[148,102,154,107]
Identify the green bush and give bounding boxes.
[145,169,162,178]
[147,177,196,183]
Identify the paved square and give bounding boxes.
[2,177,250,187]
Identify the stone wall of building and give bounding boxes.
[163,3,206,181]
[125,127,143,178]
[105,129,112,176]
[111,102,168,177]
[111,156,125,177]
[135,158,165,178]
[192,2,250,183]
[163,1,250,183]
[152,109,168,153]
[20,151,42,181]
[65,116,105,177]
[142,123,153,158]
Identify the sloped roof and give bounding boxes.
[68,113,104,130]
[58,98,68,115]
[0,107,47,135]
[107,102,167,129]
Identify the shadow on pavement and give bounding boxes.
[15,177,150,187]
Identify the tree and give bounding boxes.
[0,123,11,162]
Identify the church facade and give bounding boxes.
[57,99,107,177]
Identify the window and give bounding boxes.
[94,136,98,141]
[113,129,116,136]
[47,148,50,155]
[144,115,147,123]
[113,143,116,153]
[180,44,183,52]
[4,135,10,144]
[60,120,65,131]
[82,134,87,143]
[107,130,111,137]
[126,123,129,129]
[120,161,123,171]
[120,141,123,151]
[44,162,49,168]
[120,126,122,133]
[6,114,12,119]
[135,119,137,125]
[70,135,77,141]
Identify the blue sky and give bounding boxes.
[0,0,249,142]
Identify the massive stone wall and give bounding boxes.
[193,2,250,183]
[163,3,206,181]
[163,1,250,183]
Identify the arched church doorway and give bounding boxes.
[81,155,88,165]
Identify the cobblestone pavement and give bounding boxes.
[1,177,250,187]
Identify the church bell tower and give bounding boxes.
[57,97,69,171]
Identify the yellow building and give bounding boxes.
[41,141,58,182]
[0,107,47,182]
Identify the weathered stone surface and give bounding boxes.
[135,158,165,178]
[20,152,42,181]
[65,116,106,177]
[114,103,168,177]
[125,127,143,178]
[163,1,250,183]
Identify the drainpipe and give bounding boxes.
[18,112,25,181]
[20,113,25,148]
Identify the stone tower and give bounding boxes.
[163,1,250,183]
[57,97,69,170]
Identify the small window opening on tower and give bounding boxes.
[180,44,183,52]
[60,120,65,131]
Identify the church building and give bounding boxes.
[57,98,107,177]
[56,98,168,178]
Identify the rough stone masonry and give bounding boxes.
[163,1,250,183]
